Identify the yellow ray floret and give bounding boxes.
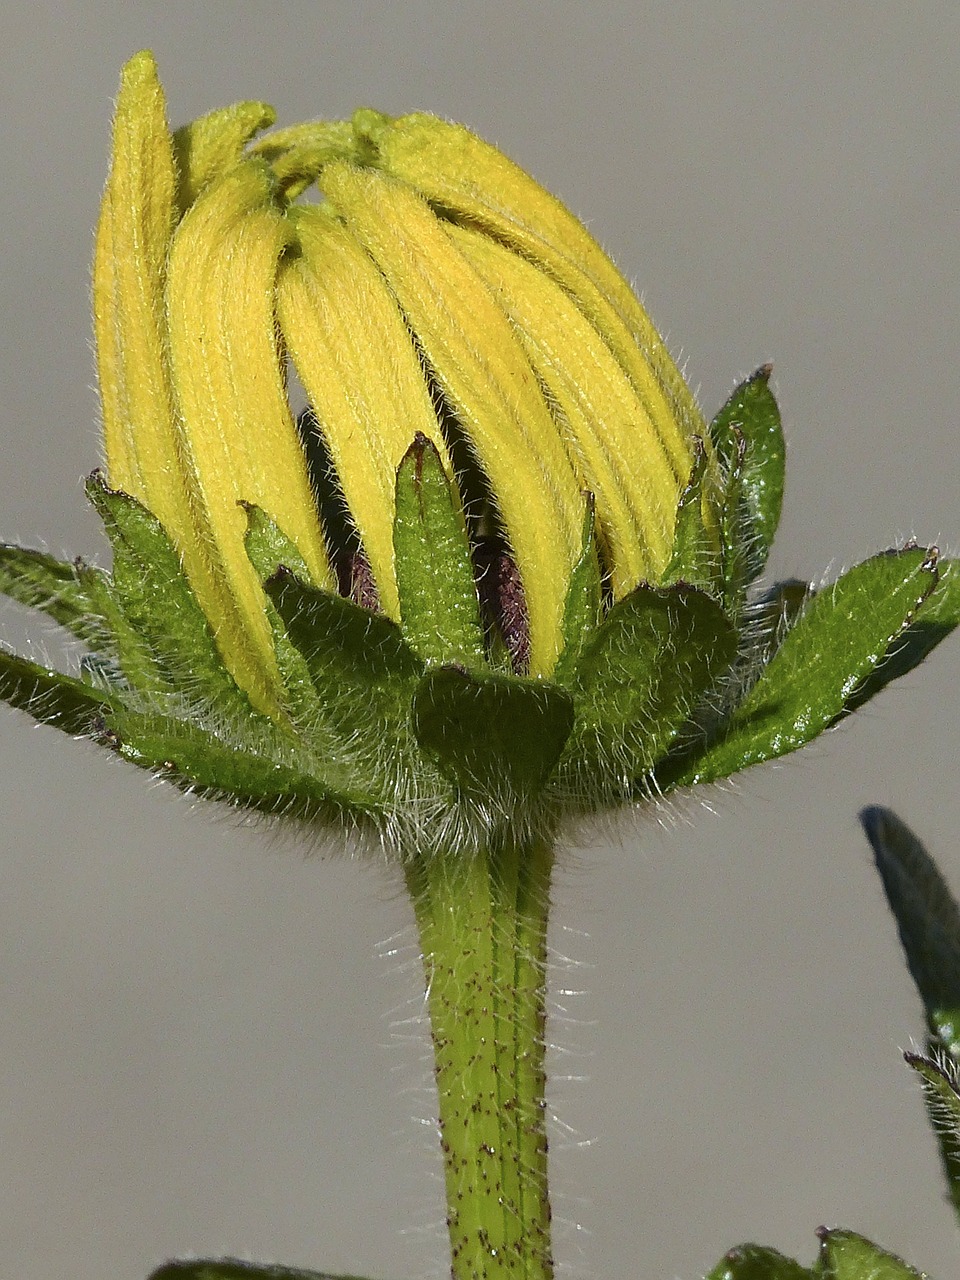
[277,204,453,622]
[321,161,585,678]
[165,158,334,713]
[448,223,680,595]
[354,110,700,487]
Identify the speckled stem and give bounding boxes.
[406,838,553,1280]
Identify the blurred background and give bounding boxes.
[1,3,958,1277]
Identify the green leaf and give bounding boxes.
[706,1243,812,1280]
[148,1261,371,1280]
[393,433,485,666]
[265,569,426,801]
[412,665,573,804]
[0,544,111,648]
[553,496,603,685]
[845,558,960,713]
[862,806,960,1055]
[904,1048,960,1223]
[87,472,257,712]
[0,645,114,734]
[556,582,736,799]
[98,705,377,821]
[710,365,785,584]
[815,1227,925,1279]
[673,547,939,787]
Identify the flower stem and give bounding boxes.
[406,837,554,1280]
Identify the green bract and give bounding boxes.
[1,52,959,859]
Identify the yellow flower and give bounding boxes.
[93,51,703,715]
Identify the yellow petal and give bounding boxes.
[166,158,333,714]
[173,100,277,213]
[93,51,181,513]
[277,205,451,622]
[355,110,701,485]
[251,120,358,200]
[449,223,679,594]
[321,161,584,677]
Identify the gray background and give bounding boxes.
[1,3,958,1277]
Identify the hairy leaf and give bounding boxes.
[671,548,939,787]
[393,434,485,667]
[557,582,735,798]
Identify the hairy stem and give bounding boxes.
[406,838,553,1280]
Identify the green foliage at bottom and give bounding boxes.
[148,1261,371,1280]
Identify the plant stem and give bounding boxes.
[406,837,554,1280]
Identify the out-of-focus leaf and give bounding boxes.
[862,806,960,1056]
[148,1260,371,1280]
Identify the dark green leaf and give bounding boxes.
[0,645,114,735]
[710,365,785,583]
[673,548,939,786]
[149,1260,370,1280]
[706,1243,812,1280]
[553,497,603,685]
[0,544,108,646]
[815,1227,924,1280]
[412,665,573,803]
[862,806,960,1055]
[393,433,485,666]
[557,582,736,798]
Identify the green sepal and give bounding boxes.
[393,433,485,667]
[87,472,257,713]
[97,705,377,821]
[173,100,278,213]
[710,365,785,586]
[148,1260,370,1280]
[663,437,716,591]
[553,495,603,685]
[0,645,116,734]
[862,806,960,1056]
[815,1227,925,1280]
[706,1243,813,1280]
[265,568,425,801]
[670,547,940,787]
[0,544,110,648]
[556,582,736,799]
[412,665,573,804]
